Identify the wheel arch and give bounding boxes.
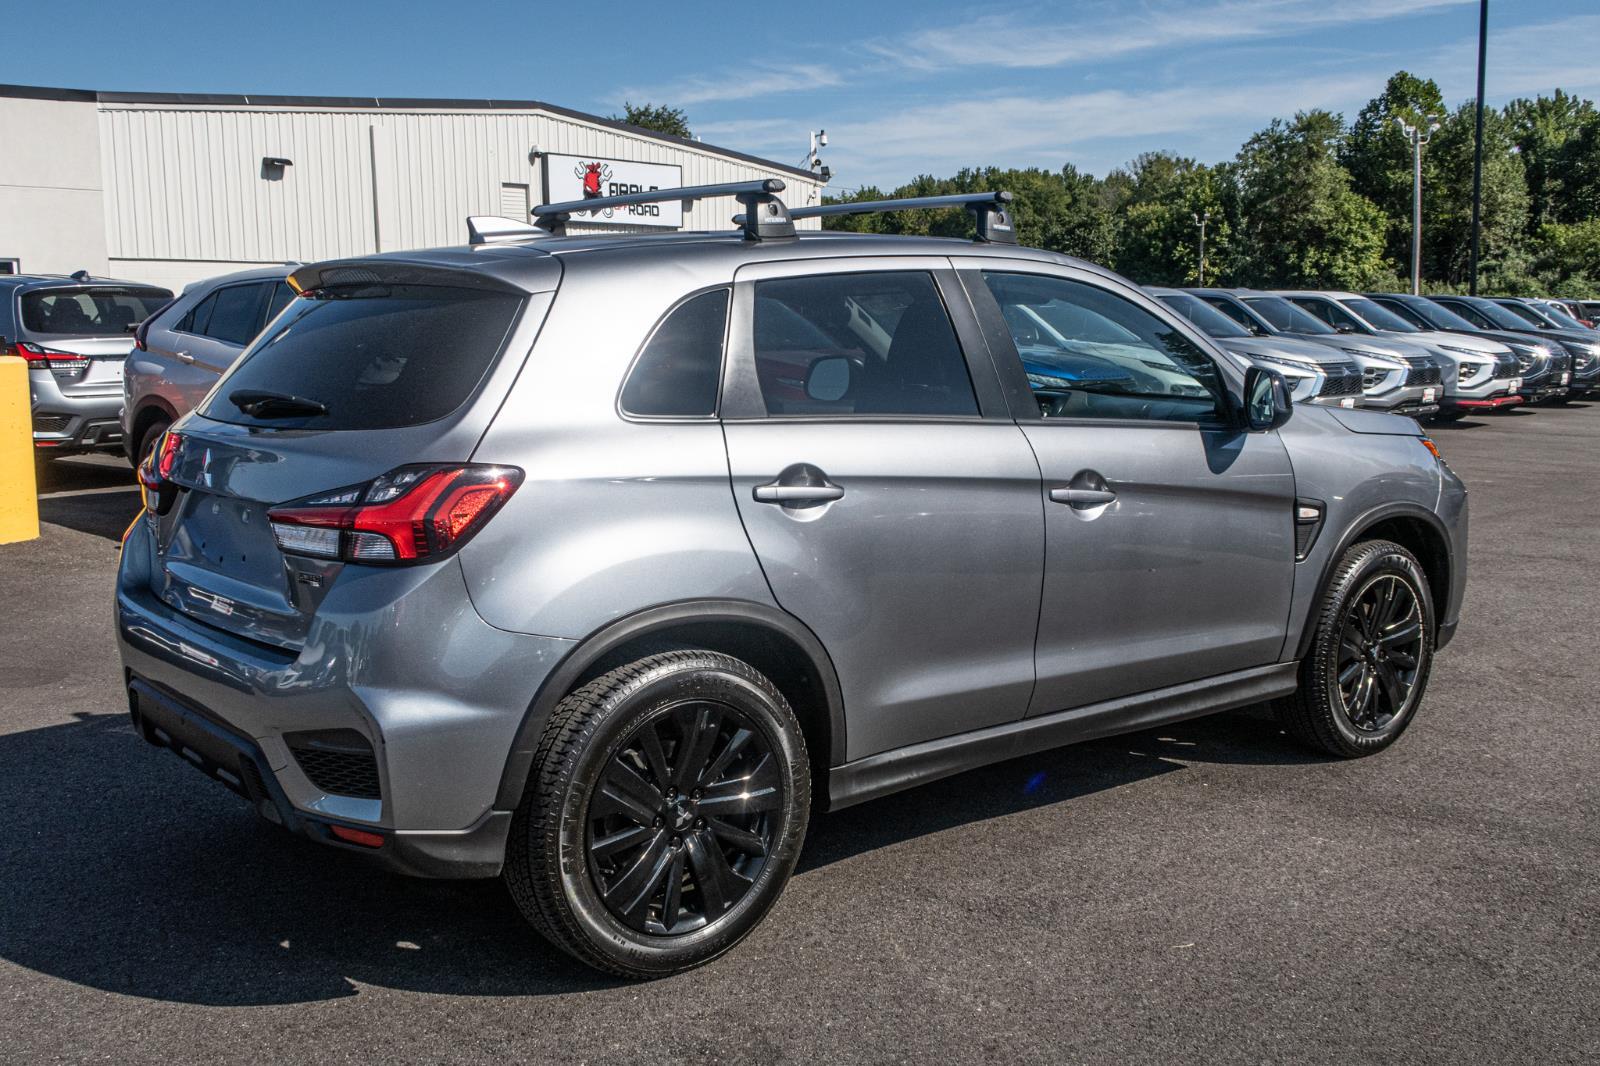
[494,599,848,812]
[1295,502,1455,660]
[125,397,179,464]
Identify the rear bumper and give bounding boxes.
[115,520,575,876]
[29,367,126,454]
[127,676,513,876]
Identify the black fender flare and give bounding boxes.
[1294,501,1456,660]
[492,599,848,810]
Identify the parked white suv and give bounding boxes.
[123,266,294,465]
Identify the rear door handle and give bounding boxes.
[754,484,845,504]
[1050,487,1117,508]
[175,350,194,364]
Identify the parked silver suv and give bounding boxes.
[123,266,295,466]
[0,273,171,458]
[118,184,1467,978]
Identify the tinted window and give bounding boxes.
[1438,299,1496,329]
[1200,296,1266,332]
[983,272,1225,423]
[1293,298,1367,333]
[620,289,728,417]
[1496,301,1548,327]
[265,281,296,323]
[752,272,976,416]
[1452,299,1530,331]
[176,292,215,335]
[1344,297,1418,332]
[1157,292,1251,338]
[203,283,268,346]
[20,286,170,336]
[1243,295,1337,335]
[199,283,523,431]
[1369,297,1434,330]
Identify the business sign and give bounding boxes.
[542,154,684,229]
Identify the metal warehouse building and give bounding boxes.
[0,83,826,290]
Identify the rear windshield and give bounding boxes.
[20,286,171,336]
[198,283,523,430]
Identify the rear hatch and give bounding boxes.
[17,285,170,394]
[142,259,556,650]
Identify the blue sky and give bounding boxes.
[7,1,1596,190]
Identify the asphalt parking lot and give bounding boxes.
[3,406,1597,1065]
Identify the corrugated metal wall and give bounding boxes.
[99,104,824,264]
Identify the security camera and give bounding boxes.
[818,130,827,147]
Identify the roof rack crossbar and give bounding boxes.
[533,178,794,240]
[759,191,1017,244]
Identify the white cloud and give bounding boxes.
[873,0,1475,72]
[620,63,842,107]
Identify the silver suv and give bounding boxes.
[117,183,1468,978]
[123,266,295,466]
[0,273,171,458]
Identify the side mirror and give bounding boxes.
[805,355,852,402]
[1243,365,1293,431]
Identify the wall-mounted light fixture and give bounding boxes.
[261,156,293,180]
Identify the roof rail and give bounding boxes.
[768,191,1017,244]
[532,178,795,241]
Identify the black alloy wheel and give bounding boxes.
[1335,574,1425,733]
[1274,538,1435,757]
[505,650,810,978]
[587,701,780,935]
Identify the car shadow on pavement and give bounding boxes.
[0,705,1314,1005]
[33,457,143,542]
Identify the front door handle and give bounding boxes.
[175,350,194,364]
[754,483,844,504]
[1050,487,1117,508]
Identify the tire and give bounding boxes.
[1274,539,1435,758]
[504,650,811,978]
[134,419,170,470]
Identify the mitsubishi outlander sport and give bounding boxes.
[117,183,1468,978]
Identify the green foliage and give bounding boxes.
[820,73,1595,297]
[1231,111,1392,288]
[611,102,692,139]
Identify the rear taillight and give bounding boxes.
[137,431,183,513]
[7,340,89,374]
[267,464,523,565]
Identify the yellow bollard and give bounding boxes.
[0,355,41,544]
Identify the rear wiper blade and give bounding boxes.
[229,389,328,417]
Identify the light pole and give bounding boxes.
[1192,211,1211,286]
[802,130,831,183]
[1397,117,1441,295]
[1469,0,1488,295]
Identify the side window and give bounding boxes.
[203,283,269,346]
[1298,298,1362,333]
[176,292,218,335]
[751,271,977,417]
[264,281,296,326]
[981,272,1226,423]
[1203,297,1259,331]
[619,289,729,418]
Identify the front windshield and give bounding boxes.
[1540,304,1588,330]
[1156,292,1251,338]
[1398,297,1479,331]
[1345,297,1419,333]
[1472,299,1544,330]
[1496,301,1548,326]
[1242,295,1336,335]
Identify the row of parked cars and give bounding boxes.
[1150,288,1600,422]
[4,264,1597,471]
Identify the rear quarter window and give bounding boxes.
[198,283,524,430]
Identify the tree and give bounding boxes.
[1553,114,1600,225]
[1232,110,1391,288]
[612,102,691,139]
[821,166,1116,262]
[1107,153,1233,284]
[1532,219,1600,297]
[1342,71,1447,267]
[1418,103,1530,288]
[1503,90,1598,227]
